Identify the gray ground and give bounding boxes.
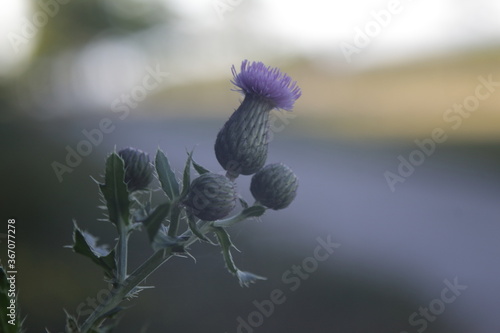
[1,114,499,333]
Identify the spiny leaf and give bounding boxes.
[192,158,210,175]
[142,203,170,244]
[212,227,266,287]
[212,227,237,274]
[64,310,80,333]
[99,153,131,230]
[241,205,266,219]
[155,149,179,200]
[212,205,267,228]
[179,150,194,200]
[125,286,154,300]
[70,222,116,279]
[236,271,267,287]
[151,232,183,252]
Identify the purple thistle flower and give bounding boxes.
[215,60,301,179]
[231,60,301,111]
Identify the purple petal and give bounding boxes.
[231,60,301,111]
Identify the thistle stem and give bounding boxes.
[116,225,129,283]
[167,202,181,237]
[79,225,210,333]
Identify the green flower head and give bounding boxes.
[184,173,237,221]
[118,147,153,192]
[250,163,298,210]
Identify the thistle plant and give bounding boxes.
[19,60,300,333]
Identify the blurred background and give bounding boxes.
[1,0,499,332]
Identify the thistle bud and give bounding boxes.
[118,147,153,192]
[184,173,237,221]
[250,163,298,210]
[215,60,301,179]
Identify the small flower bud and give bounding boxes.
[250,163,298,210]
[215,60,301,179]
[184,173,237,221]
[118,147,153,192]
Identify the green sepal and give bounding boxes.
[69,222,116,279]
[212,227,266,287]
[192,158,210,175]
[99,153,131,230]
[155,149,179,200]
[0,266,24,333]
[142,203,170,244]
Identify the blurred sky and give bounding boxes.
[169,0,500,65]
[3,0,500,76]
[1,0,500,139]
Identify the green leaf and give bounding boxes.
[186,212,211,243]
[241,205,266,219]
[99,153,131,230]
[70,222,116,279]
[151,231,184,253]
[212,205,267,228]
[0,266,24,333]
[212,227,266,287]
[192,158,210,175]
[236,271,267,287]
[142,203,170,243]
[179,150,193,199]
[155,149,179,200]
[212,227,237,274]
